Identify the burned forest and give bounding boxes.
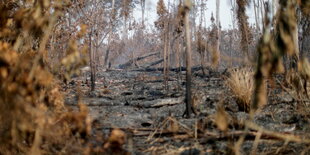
[1,0,310,154]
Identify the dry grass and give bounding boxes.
[225,67,254,112]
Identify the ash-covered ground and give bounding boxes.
[64,68,310,155]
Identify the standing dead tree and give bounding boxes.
[121,0,131,40]
[209,14,220,68]
[196,0,208,75]
[299,1,310,59]
[104,0,116,69]
[155,0,170,91]
[253,0,261,31]
[89,28,96,91]
[215,0,221,68]
[196,31,208,76]
[182,0,195,118]
[237,0,252,64]
[140,0,146,27]
[235,1,300,153]
[72,1,112,91]
[252,0,299,116]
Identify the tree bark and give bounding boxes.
[105,0,115,68]
[215,0,221,68]
[300,11,310,58]
[237,0,251,63]
[140,0,145,26]
[253,0,261,31]
[89,30,95,91]
[163,29,168,90]
[183,0,195,118]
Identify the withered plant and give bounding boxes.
[0,1,94,154]
[209,14,220,68]
[196,29,208,76]
[235,1,302,154]
[225,68,255,112]
[252,0,299,115]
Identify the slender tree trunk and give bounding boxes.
[183,0,195,118]
[272,0,279,17]
[104,48,110,68]
[272,0,279,27]
[254,0,260,31]
[216,0,220,35]
[215,0,220,68]
[237,0,251,63]
[292,8,300,69]
[163,26,168,90]
[191,0,196,40]
[167,22,171,90]
[89,31,95,91]
[140,0,145,26]
[176,38,180,70]
[123,16,128,40]
[230,0,236,30]
[260,0,265,27]
[176,38,182,92]
[199,0,206,75]
[300,11,310,59]
[105,0,115,68]
[200,50,207,76]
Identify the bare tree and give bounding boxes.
[183,0,195,118]
[215,0,221,68]
[253,0,261,31]
[104,0,116,68]
[89,29,96,91]
[237,0,251,63]
[121,0,131,40]
[140,0,145,27]
[197,0,207,75]
[155,0,170,90]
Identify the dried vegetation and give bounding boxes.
[0,1,125,154]
[225,68,255,112]
[1,0,310,154]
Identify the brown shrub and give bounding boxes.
[0,1,92,154]
[225,68,254,112]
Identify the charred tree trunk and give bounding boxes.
[300,9,310,59]
[252,0,299,116]
[183,0,195,118]
[163,25,168,90]
[104,48,110,68]
[237,0,251,64]
[167,21,171,87]
[89,31,96,91]
[198,1,207,76]
[200,49,207,76]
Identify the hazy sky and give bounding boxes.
[133,0,257,30]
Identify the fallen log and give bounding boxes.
[118,52,160,69]
[133,66,206,72]
[131,97,184,108]
[141,58,164,68]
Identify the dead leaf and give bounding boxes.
[215,105,228,132]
